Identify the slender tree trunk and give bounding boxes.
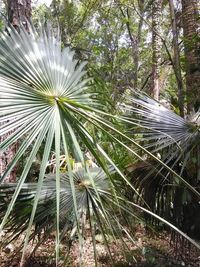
[151,0,162,100]
[169,0,185,117]
[133,0,145,90]
[0,0,31,183]
[119,4,144,90]
[181,0,200,113]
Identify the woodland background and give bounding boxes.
[0,0,200,266]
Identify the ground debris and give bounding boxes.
[0,227,199,267]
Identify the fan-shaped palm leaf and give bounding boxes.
[121,94,200,240]
[0,167,112,244]
[121,94,200,167]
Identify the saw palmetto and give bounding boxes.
[0,25,147,265]
[121,94,200,240]
[0,167,113,248]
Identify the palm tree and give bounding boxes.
[151,0,162,100]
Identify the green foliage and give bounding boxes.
[1,24,199,266]
[122,94,200,239]
[0,25,151,266]
[1,0,200,264]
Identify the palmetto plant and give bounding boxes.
[0,25,142,265]
[121,94,200,239]
[0,25,200,266]
[0,167,119,258]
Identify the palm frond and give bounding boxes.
[121,94,200,240]
[0,167,112,235]
[0,167,137,261]
[120,94,200,176]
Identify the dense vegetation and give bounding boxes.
[0,0,200,266]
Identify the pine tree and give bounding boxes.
[182,0,200,113]
[0,0,32,183]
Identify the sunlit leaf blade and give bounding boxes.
[20,124,55,266]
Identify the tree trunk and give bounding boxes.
[181,0,200,113]
[0,0,31,183]
[151,0,162,100]
[8,0,31,31]
[169,0,185,117]
[119,3,144,90]
[133,0,145,90]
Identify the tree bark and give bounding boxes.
[181,0,200,113]
[134,0,145,90]
[7,0,31,31]
[0,122,19,183]
[151,0,162,100]
[0,0,31,183]
[119,3,144,90]
[169,0,185,117]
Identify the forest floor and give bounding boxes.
[0,224,200,267]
